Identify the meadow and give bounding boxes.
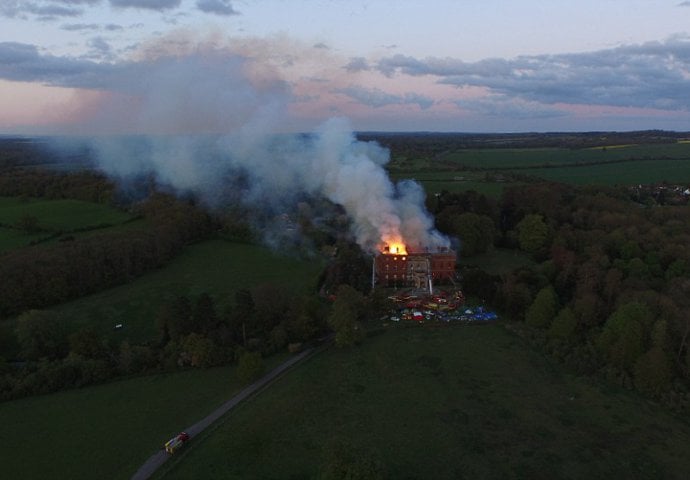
[441,142,690,169]
[0,356,287,480]
[388,142,690,196]
[156,324,690,480]
[0,197,135,252]
[45,240,323,345]
[513,158,690,185]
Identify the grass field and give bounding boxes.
[43,240,323,344]
[0,197,132,230]
[389,143,690,193]
[442,143,690,169]
[0,355,288,480]
[514,158,690,185]
[0,197,136,252]
[156,324,690,480]
[390,170,518,197]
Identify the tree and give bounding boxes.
[231,289,256,346]
[525,286,558,328]
[449,213,496,257]
[156,295,194,343]
[69,328,106,359]
[236,350,264,384]
[634,346,673,395]
[328,285,366,347]
[15,310,67,360]
[193,292,218,334]
[516,214,549,255]
[181,333,218,368]
[597,302,651,371]
[548,307,577,340]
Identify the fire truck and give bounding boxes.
[164,432,190,454]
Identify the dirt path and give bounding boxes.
[130,344,323,480]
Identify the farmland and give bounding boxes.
[156,324,690,480]
[3,239,324,349]
[0,196,136,253]
[385,140,690,196]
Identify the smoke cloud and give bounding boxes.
[75,43,448,253]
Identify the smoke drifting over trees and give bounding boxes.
[78,45,448,253]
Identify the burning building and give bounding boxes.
[373,243,456,290]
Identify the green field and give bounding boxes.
[157,325,690,479]
[0,197,136,252]
[0,356,287,480]
[390,170,518,197]
[390,143,690,193]
[0,197,132,230]
[442,143,690,169]
[514,158,690,185]
[44,240,323,344]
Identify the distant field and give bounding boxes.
[0,225,45,252]
[0,197,132,230]
[442,143,690,169]
[391,143,690,191]
[0,197,135,252]
[0,356,286,480]
[390,170,517,197]
[157,325,690,480]
[42,240,323,344]
[516,158,690,185]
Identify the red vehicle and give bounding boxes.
[164,432,190,454]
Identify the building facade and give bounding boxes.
[374,247,456,287]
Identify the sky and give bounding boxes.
[1,0,690,133]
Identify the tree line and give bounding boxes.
[0,285,334,401]
[0,192,215,318]
[435,183,690,408]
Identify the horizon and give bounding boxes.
[1,1,690,134]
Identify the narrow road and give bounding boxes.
[131,343,325,480]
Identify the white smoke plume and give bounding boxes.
[74,41,448,253]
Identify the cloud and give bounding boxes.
[0,42,112,87]
[61,21,124,31]
[86,36,114,60]
[196,0,238,16]
[456,96,568,119]
[377,37,690,111]
[336,86,434,110]
[678,1,690,6]
[0,1,85,19]
[344,57,369,73]
[61,23,101,31]
[109,0,181,10]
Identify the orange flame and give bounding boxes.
[381,239,407,255]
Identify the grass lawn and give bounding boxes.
[46,240,323,344]
[157,325,690,480]
[0,355,287,480]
